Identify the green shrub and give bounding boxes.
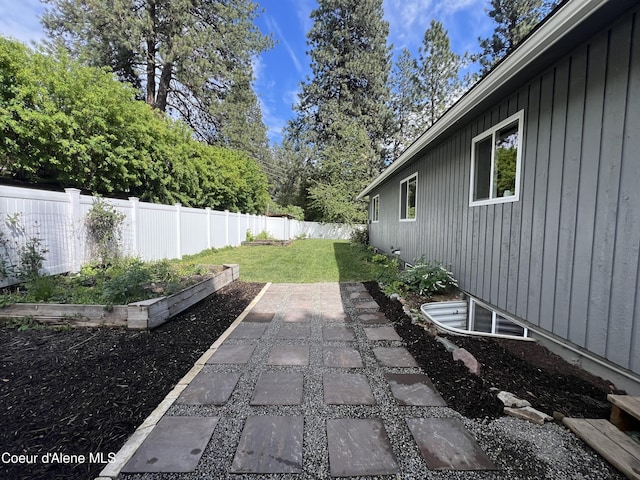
[85,199,125,266]
[349,227,369,246]
[101,259,152,305]
[27,275,56,302]
[400,260,458,297]
[255,230,275,241]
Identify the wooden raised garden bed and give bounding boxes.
[241,239,292,246]
[0,264,239,330]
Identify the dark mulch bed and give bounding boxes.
[0,281,264,480]
[0,279,626,479]
[363,281,623,420]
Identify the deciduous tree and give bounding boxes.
[0,37,269,214]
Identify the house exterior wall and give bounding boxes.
[369,8,640,378]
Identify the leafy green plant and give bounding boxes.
[5,316,45,331]
[101,259,152,305]
[400,259,458,297]
[85,199,126,266]
[27,275,56,301]
[0,213,48,281]
[371,253,390,265]
[255,230,275,241]
[349,227,369,246]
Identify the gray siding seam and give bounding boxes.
[526,76,544,327]
[567,46,588,346]
[604,16,634,365]
[627,11,639,371]
[546,63,567,338]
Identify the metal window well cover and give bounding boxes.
[420,300,531,341]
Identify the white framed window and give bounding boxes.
[399,173,417,221]
[468,298,528,338]
[371,195,379,223]
[469,110,524,206]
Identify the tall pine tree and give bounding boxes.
[42,0,272,150]
[388,22,467,159]
[288,0,392,222]
[388,48,421,159]
[477,0,558,72]
[417,20,464,128]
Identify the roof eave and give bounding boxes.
[357,0,610,200]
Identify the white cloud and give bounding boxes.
[252,55,265,83]
[383,0,489,54]
[284,87,301,109]
[293,0,315,37]
[0,0,47,45]
[265,14,304,74]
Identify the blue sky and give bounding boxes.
[0,0,494,144]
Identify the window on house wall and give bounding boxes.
[470,110,524,206]
[371,195,379,222]
[400,173,417,221]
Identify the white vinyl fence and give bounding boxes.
[0,185,362,286]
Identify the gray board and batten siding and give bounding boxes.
[367,4,640,390]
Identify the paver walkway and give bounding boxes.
[101,282,496,479]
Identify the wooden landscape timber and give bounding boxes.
[0,264,239,330]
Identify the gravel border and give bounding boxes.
[114,283,624,480]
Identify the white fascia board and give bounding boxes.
[357,0,609,200]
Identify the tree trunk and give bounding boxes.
[155,62,173,112]
[146,39,156,106]
[145,1,157,107]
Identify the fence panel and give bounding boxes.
[135,203,178,262]
[1,185,360,286]
[210,210,228,249]
[180,207,209,256]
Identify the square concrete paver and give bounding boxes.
[364,326,402,341]
[323,373,375,405]
[231,416,304,474]
[406,418,496,470]
[277,325,311,339]
[322,325,356,341]
[251,372,304,405]
[356,312,389,325]
[327,418,398,477]
[384,373,447,406]
[267,345,310,366]
[228,323,268,339]
[349,291,374,301]
[207,344,256,364]
[373,347,418,367]
[320,310,351,323]
[323,347,364,368]
[345,284,367,292]
[353,300,379,310]
[176,371,241,405]
[282,310,313,323]
[243,311,275,323]
[122,416,218,473]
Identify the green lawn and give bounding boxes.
[183,239,379,283]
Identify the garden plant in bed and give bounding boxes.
[367,250,622,420]
[0,258,222,308]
